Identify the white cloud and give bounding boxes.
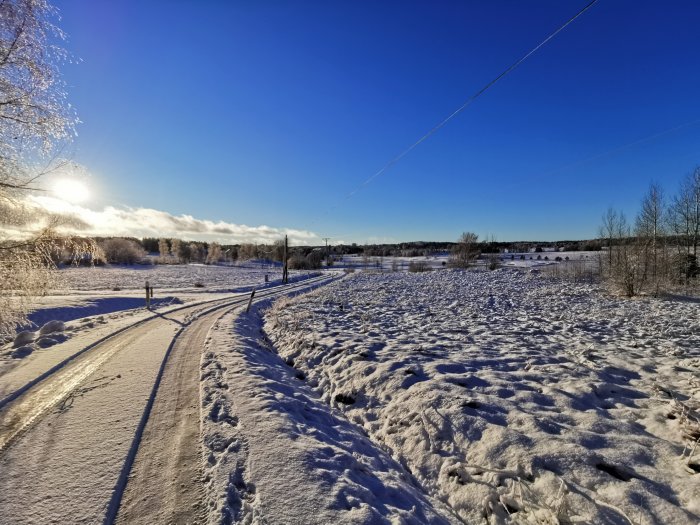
[16,195,320,245]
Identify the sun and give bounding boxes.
[53,178,90,203]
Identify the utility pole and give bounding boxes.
[282,235,288,283]
[322,237,331,266]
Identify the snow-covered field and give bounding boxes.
[55,262,300,292]
[263,269,700,524]
[335,251,601,272]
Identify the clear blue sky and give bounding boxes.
[54,1,700,243]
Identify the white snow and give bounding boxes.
[3,262,698,523]
[201,302,458,524]
[55,263,301,292]
[263,269,700,524]
[38,319,65,335]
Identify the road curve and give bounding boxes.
[0,275,333,525]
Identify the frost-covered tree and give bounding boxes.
[158,238,169,259]
[0,0,98,338]
[189,242,204,263]
[100,238,145,265]
[238,243,258,261]
[206,242,222,264]
[0,0,77,192]
[170,238,181,262]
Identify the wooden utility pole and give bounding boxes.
[282,235,288,283]
[322,237,331,265]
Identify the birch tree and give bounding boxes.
[170,238,181,262]
[158,238,169,259]
[635,183,665,294]
[0,0,97,338]
[206,242,222,264]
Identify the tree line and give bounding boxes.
[91,237,328,269]
[600,169,699,296]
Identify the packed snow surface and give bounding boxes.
[265,269,700,524]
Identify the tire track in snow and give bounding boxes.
[0,273,328,412]
[104,275,337,525]
[0,275,333,457]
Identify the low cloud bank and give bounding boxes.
[5,195,319,245]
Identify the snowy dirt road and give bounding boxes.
[0,275,333,525]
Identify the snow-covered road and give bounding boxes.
[0,275,333,524]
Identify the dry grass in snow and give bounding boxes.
[264,269,700,524]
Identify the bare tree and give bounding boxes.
[600,211,647,296]
[0,0,98,338]
[599,207,619,271]
[667,168,700,282]
[177,242,192,263]
[636,183,666,295]
[238,243,258,261]
[449,232,480,268]
[272,240,285,262]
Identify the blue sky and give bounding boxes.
[52,1,700,244]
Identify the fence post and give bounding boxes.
[246,288,256,313]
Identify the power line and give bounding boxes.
[340,0,599,202]
[540,117,700,178]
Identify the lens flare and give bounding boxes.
[53,179,90,203]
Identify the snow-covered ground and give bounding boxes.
[3,262,698,523]
[55,262,302,292]
[263,269,700,524]
[334,251,601,272]
[201,297,455,524]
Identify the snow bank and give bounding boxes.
[265,270,700,524]
[201,303,458,524]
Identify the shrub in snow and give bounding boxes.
[99,238,146,264]
[39,320,65,335]
[487,254,501,270]
[13,330,35,347]
[408,261,430,273]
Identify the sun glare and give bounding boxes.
[53,178,90,203]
